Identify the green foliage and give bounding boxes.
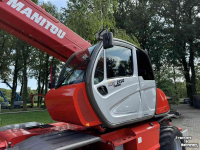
[62,0,118,44]
[196,63,200,94]
[0,88,38,103]
[28,1,63,96]
[114,0,200,100]
[0,88,12,102]
[0,97,4,102]
[114,28,140,47]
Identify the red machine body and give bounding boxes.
[45,82,102,127]
[156,88,170,114]
[0,121,160,150]
[0,0,91,62]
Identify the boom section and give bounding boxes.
[0,0,91,62]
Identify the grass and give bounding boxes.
[0,111,56,127]
[1,107,44,113]
[0,103,45,113]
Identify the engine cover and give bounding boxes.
[45,82,101,127]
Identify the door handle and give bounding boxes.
[97,86,108,96]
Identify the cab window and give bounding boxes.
[136,49,154,80]
[106,46,133,78]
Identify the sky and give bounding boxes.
[41,0,68,10]
[0,0,69,92]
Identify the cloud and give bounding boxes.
[42,0,57,2]
[107,55,122,68]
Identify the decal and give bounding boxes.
[138,137,142,144]
[7,0,66,39]
[108,79,124,87]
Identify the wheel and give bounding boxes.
[159,126,185,150]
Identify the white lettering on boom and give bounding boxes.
[20,7,32,18]
[57,29,66,39]
[6,0,66,39]
[30,12,43,24]
[7,0,24,11]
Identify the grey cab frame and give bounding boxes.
[85,39,156,128]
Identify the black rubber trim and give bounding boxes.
[85,39,155,128]
[56,52,76,88]
[155,113,175,123]
[154,110,170,118]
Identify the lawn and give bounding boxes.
[0,111,56,127]
[1,107,44,113]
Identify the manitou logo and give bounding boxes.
[6,0,66,39]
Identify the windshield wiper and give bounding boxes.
[56,59,89,89]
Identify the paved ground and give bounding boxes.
[171,104,200,150]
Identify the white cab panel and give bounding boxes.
[139,77,156,117]
[92,46,143,125]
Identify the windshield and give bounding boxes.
[56,44,97,88]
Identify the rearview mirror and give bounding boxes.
[95,28,108,40]
[103,32,114,49]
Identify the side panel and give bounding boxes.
[99,121,160,150]
[93,76,141,124]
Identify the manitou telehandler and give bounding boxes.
[0,0,186,150]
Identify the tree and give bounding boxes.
[28,1,63,107]
[61,0,117,44]
[114,0,200,103]
[0,30,12,79]
[10,38,24,110]
[159,0,200,104]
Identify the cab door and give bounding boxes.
[136,49,157,117]
[89,42,143,127]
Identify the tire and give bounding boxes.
[159,126,185,150]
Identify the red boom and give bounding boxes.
[0,0,91,62]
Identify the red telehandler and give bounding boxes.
[0,0,186,150]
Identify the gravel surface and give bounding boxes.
[171,104,200,150]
